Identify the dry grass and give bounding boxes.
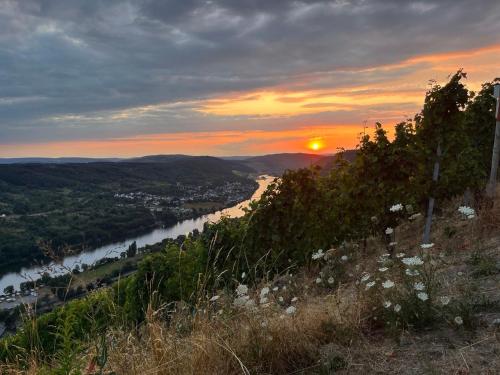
[98,199,500,375]
[104,286,365,375]
[2,195,500,374]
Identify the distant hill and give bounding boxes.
[0,157,122,164]
[0,156,253,189]
[240,151,357,175]
[0,152,358,175]
[241,153,326,175]
[126,154,193,163]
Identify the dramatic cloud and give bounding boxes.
[1,0,499,155]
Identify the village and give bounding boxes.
[113,180,256,219]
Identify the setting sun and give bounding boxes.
[307,138,325,152]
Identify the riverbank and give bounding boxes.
[0,175,274,293]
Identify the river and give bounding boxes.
[0,175,275,292]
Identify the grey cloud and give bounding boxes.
[1,0,499,144]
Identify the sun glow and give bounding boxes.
[307,138,325,152]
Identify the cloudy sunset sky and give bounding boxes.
[1,0,499,157]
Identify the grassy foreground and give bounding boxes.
[3,192,500,374]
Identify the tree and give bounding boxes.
[3,285,14,295]
[126,241,137,258]
[464,82,498,179]
[416,71,472,243]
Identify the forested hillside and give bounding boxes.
[240,151,357,175]
[0,156,256,274]
[1,72,499,374]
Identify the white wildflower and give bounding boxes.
[341,255,348,262]
[420,243,434,249]
[414,282,425,291]
[396,252,405,258]
[405,268,420,277]
[389,241,398,247]
[272,287,279,292]
[236,284,248,296]
[417,292,428,301]
[365,281,376,290]
[278,296,284,302]
[291,297,298,302]
[316,278,322,284]
[458,206,475,219]
[260,287,270,297]
[394,304,401,313]
[382,280,395,289]
[454,316,463,325]
[327,276,334,284]
[241,272,246,279]
[361,273,371,282]
[385,227,394,235]
[440,296,451,306]
[402,256,424,266]
[378,267,389,272]
[233,295,249,307]
[209,295,220,302]
[312,249,325,260]
[390,203,403,212]
[383,300,392,308]
[285,306,296,315]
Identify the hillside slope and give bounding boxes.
[97,196,500,374]
[4,192,497,374]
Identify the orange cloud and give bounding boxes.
[0,125,372,158]
[197,43,500,119]
[198,90,421,117]
[3,43,498,158]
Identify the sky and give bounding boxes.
[1,0,499,157]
